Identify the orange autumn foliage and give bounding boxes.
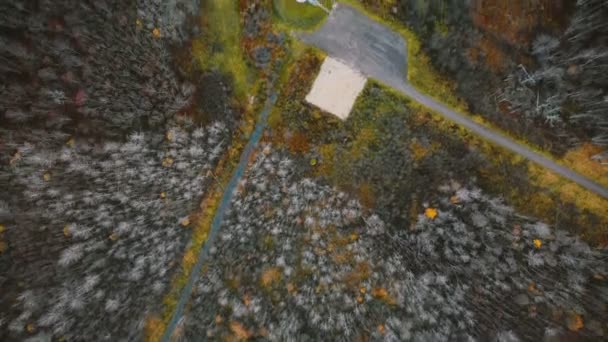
[425,208,438,219]
[230,321,252,340]
[471,0,569,47]
[287,131,310,154]
[372,287,396,305]
[343,262,371,287]
[477,37,507,73]
[144,316,164,342]
[567,312,584,331]
[260,267,281,288]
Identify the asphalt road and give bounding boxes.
[301,4,608,199]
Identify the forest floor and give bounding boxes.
[175,49,608,341]
[301,3,608,200]
[154,2,608,341]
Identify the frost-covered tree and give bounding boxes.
[181,145,608,341]
[1,119,229,340]
[497,0,608,147]
[0,0,200,155]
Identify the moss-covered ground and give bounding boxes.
[191,0,252,99]
[267,50,608,245]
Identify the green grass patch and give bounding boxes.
[192,0,251,99]
[273,0,332,30]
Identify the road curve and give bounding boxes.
[301,3,608,199]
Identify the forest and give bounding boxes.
[1,0,607,341]
[369,0,608,156]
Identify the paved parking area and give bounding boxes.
[300,3,407,88]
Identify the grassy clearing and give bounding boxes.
[192,0,251,99]
[272,0,333,30]
[336,0,607,195]
[562,143,608,188]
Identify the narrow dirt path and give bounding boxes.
[160,92,279,342]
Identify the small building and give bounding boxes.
[305,57,367,120]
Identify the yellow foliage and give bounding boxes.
[43,173,51,182]
[353,127,377,154]
[66,138,75,147]
[525,192,554,217]
[410,138,429,161]
[162,157,174,167]
[527,162,608,234]
[152,28,161,38]
[180,217,191,227]
[0,224,5,233]
[533,239,542,249]
[195,0,250,99]
[160,192,166,199]
[316,143,335,176]
[563,143,608,188]
[182,250,197,270]
[425,208,438,219]
[26,323,35,333]
[109,233,119,241]
[63,225,70,237]
[166,131,174,142]
[358,182,375,208]
[136,19,143,28]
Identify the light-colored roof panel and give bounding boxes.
[305,57,367,120]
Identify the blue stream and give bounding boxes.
[161,92,278,341]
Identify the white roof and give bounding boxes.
[305,57,367,120]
